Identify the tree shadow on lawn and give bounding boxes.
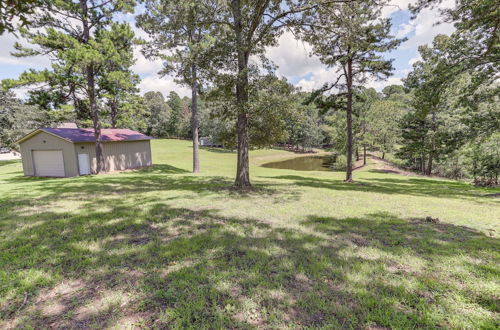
[3,163,301,203]
[263,174,499,200]
[0,160,20,168]
[1,198,498,328]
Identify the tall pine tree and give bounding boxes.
[299,0,402,181]
[4,0,136,173]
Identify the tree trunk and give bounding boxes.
[87,65,104,173]
[355,147,359,161]
[110,99,117,128]
[345,59,354,182]
[191,65,200,173]
[427,111,436,176]
[363,145,367,165]
[382,151,385,160]
[232,0,251,187]
[427,151,433,176]
[80,0,103,173]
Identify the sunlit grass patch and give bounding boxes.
[0,139,498,328]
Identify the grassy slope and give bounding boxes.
[0,139,498,329]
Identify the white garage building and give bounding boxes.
[16,128,152,177]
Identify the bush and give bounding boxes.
[331,154,348,171]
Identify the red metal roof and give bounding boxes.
[41,128,152,143]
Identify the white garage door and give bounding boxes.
[33,150,65,177]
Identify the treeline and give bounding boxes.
[1,0,498,187]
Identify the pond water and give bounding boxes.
[261,155,333,171]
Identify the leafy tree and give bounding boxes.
[465,133,500,186]
[207,0,326,187]
[397,111,432,174]
[410,0,499,73]
[112,94,148,132]
[138,1,217,173]
[2,0,136,173]
[0,91,47,147]
[353,87,379,165]
[206,74,296,150]
[299,0,403,182]
[405,35,458,175]
[144,91,170,137]
[166,91,183,138]
[366,85,409,160]
[284,93,323,152]
[99,23,141,129]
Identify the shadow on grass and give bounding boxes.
[1,195,498,328]
[0,160,20,167]
[2,166,302,208]
[136,164,191,174]
[262,174,498,200]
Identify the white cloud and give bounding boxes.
[0,33,51,68]
[138,75,190,98]
[266,32,323,78]
[395,22,415,38]
[131,47,164,75]
[401,0,455,49]
[381,0,412,19]
[296,67,336,92]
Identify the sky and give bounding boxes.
[0,0,455,99]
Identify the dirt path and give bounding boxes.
[354,154,417,176]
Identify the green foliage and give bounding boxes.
[331,154,348,171]
[0,91,47,147]
[299,0,403,181]
[144,91,171,137]
[2,0,138,126]
[137,0,215,86]
[284,93,324,151]
[401,32,499,179]
[366,86,409,157]
[410,0,499,78]
[465,133,500,186]
[166,91,184,138]
[0,0,44,35]
[205,75,297,150]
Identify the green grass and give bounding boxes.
[0,139,498,329]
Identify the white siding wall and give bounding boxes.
[74,140,152,173]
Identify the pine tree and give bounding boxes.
[299,0,403,181]
[137,1,217,173]
[3,0,136,173]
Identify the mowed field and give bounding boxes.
[0,139,499,329]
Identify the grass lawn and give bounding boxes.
[1,139,499,329]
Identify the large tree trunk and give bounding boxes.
[345,59,354,182]
[87,65,104,173]
[80,0,103,173]
[232,0,251,187]
[191,65,200,173]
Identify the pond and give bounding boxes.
[261,155,333,171]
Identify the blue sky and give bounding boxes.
[0,0,455,98]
